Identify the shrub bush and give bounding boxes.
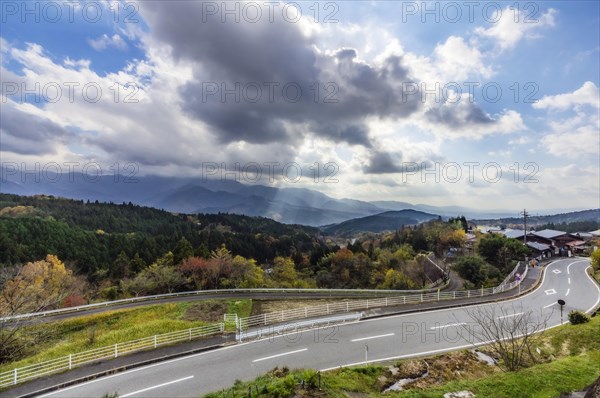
[568,310,590,325]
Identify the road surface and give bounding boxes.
[35,258,600,397]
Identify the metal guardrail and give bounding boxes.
[497,261,525,288]
[237,313,361,342]
[426,253,447,275]
[237,263,529,332]
[1,287,450,323]
[0,260,530,389]
[0,323,224,388]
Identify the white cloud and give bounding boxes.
[508,136,532,145]
[88,34,128,51]
[3,3,595,212]
[534,81,600,110]
[475,7,557,51]
[418,96,526,139]
[534,83,600,158]
[535,164,600,202]
[488,150,512,157]
[541,125,600,158]
[0,37,8,53]
[432,36,494,81]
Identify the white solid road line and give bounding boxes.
[543,303,555,308]
[252,348,308,363]
[567,259,586,275]
[496,312,524,320]
[429,323,466,330]
[584,265,600,313]
[40,258,597,398]
[323,260,600,373]
[121,376,194,397]
[566,289,570,296]
[351,333,395,342]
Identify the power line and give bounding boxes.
[520,209,529,244]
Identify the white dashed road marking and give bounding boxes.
[351,333,395,342]
[121,376,194,397]
[252,348,308,363]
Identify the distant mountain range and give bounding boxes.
[474,209,600,229]
[1,168,594,227]
[321,210,440,237]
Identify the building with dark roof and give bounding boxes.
[527,241,553,258]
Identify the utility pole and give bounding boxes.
[521,209,529,244]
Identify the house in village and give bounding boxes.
[526,241,553,259]
[491,227,599,258]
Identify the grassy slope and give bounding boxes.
[1,299,252,373]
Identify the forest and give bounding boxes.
[0,194,529,309]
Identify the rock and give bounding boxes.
[584,376,600,398]
[443,391,476,398]
[471,349,496,366]
[561,376,600,398]
[387,365,399,376]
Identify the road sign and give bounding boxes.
[558,299,566,325]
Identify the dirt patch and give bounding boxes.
[181,301,227,322]
[381,350,500,391]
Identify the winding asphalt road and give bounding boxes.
[38,258,600,397]
[12,291,421,325]
[6,255,450,325]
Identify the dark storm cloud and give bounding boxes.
[425,101,495,128]
[363,150,436,175]
[140,1,422,147]
[0,104,72,155]
[363,150,403,174]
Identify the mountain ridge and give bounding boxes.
[1,168,595,226]
[322,209,440,237]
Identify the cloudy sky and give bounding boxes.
[1,0,599,212]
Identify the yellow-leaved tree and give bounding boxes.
[0,255,79,362]
[0,254,77,315]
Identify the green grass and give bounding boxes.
[202,315,600,398]
[390,351,600,398]
[227,299,253,318]
[202,353,599,398]
[224,299,254,331]
[388,352,600,398]
[1,299,252,373]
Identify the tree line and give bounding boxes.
[0,194,526,307]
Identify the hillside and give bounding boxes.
[322,209,440,237]
[474,209,600,231]
[2,168,553,226]
[0,194,329,274]
[0,171,385,226]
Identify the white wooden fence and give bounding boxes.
[0,261,530,388]
[237,262,529,331]
[0,323,224,388]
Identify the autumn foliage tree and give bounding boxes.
[0,255,81,362]
[120,252,182,296]
[0,254,78,314]
[179,245,236,290]
[269,256,310,288]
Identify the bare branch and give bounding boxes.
[455,303,551,371]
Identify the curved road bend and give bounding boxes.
[17,291,431,325]
[9,257,453,324]
[39,258,599,398]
